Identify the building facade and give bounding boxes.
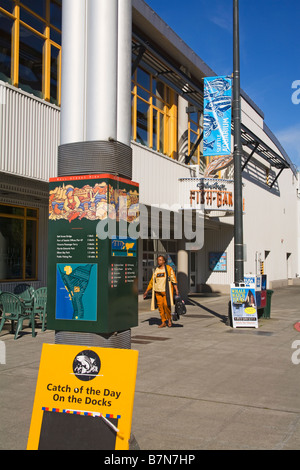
[0,0,299,297]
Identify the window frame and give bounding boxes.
[0,203,39,282]
[0,0,61,104]
[131,66,177,159]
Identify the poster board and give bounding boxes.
[27,344,138,450]
[230,283,258,328]
[47,174,139,334]
[244,274,261,291]
[209,252,227,272]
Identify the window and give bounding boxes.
[0,204,38,281]
[132,66,177,158]
[19,24,44,98]
[0,0,61,104]
[0,11,14,82]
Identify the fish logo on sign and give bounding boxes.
[207,77,231,95]
[73,350,101,381]
[203,115,219,138]
[205,95,232,118]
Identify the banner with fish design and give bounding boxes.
[203,76,232,157]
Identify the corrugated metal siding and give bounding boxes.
[132,141,194,207]
[0,81,60,181]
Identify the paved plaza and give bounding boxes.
[0,286,300,450]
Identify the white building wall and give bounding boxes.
[243,167,298,285]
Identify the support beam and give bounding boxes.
[241,142,259,172]
[270,167,284,189]
[132,45,145,75]
[185,132,203,165]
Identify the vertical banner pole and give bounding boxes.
[233,0,244,284]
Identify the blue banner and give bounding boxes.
[203,76,232,157]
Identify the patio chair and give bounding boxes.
[14,283,31,295]
[33,287,47,331]
[17,285,35,305]
[0,292,35,340]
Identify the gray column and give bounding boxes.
[117,0,132,146]
[86,0,118,141]
[60,0,86,145]
[177,239,189,301]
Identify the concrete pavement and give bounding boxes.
[0,286,300,450]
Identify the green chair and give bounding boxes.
[17,286,35,307]
[0,292,35,340]
[33,287,47,331]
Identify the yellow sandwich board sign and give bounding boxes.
[27,344,138,450]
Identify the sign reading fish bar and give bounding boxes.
[179,178,234,214]
[203,76,232,157]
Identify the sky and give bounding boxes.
[145,0,300,169]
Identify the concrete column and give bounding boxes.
[60,0,86,145]
[177,239,189,301]
[117,0,132,146]
[86,0,118,141]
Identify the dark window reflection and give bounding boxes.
[50,0,62,30]
[0,13,13,83]
[20,0,46,19]
[19,25,44,97]
[26,219,37,278]
[0,217,24,280]
[50,45,59,104]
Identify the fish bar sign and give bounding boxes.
[27,344,138,450]
[189,178,234,212]
[203,76,232,157]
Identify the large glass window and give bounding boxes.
[50,44,60,104]
[0,11,13,82]
[0,0,61,104]
[20,0,46,19]
[0,205,38,281]
[50,0,61,30]
[132,66,177,159]
[19,24,44,98]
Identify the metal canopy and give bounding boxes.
[132,29,204,110]
[240,123,290,171]
[240,123,291,188]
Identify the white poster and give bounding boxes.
[230,283,258,328]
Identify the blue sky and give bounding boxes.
[145,0,300,169]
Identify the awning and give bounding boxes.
[132,30,204,110]
[240,123,291,188]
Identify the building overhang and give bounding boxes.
[240,123,291,188]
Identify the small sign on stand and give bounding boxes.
[27,344,138,450]
[230,282,258,328]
